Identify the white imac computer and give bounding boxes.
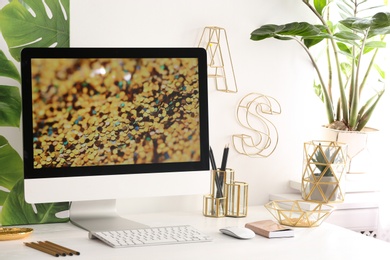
[21,47,210,232]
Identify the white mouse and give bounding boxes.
[219,226,255,239]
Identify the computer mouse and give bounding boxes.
[219,226,256,239]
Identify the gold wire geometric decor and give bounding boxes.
[264,200,334,227]
[301,141,348,203]
[232,93,281,158]
[198,26,238,93]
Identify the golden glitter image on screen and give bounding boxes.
[31,58,201,168]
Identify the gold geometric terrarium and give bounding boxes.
[301,140,347,203]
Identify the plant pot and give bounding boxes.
[320,127,378,174]
[301,140,347,203]
[307,175,344,202]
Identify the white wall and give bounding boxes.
[71,0,316,208]
[69,0,390,213]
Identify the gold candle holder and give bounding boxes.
[226,181,248,217]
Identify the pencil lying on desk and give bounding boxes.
[40,241,80,256]
[24,242,61,257]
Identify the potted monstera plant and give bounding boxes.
[250,0,390,173]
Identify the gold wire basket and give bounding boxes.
[264,200,334,227]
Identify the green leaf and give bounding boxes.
[1,179,70,225]
[356,89,384,131]
[314,0,328,15]
[303,25,328,48]
[0,190,9,205]
[336,0,354,18]
[251,24,287,40]
[340,62,352,78]
[0,0,70,62]
[363,41,386,54]
[339,17,372,31]
[365,41,386,48]
[0,50,20,83]
[0,135,23,192]
[368,27,390,37]
[337,42,352,56]
[334,31,362,41]
[0,85,21,127]
[313,82,324,103]
[371,12,390,29]
[374,64,386,79]
[251,22,329,43]
[367,12,390,38]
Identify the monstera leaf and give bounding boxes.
[1,179,70,225]
[0,50,20,82]
[0,85,21,127]
[0,0,70,62]
[0,135,23,193]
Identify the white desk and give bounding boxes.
[2,206,390,260]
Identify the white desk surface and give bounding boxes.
[2,206,390,260]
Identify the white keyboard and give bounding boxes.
[90,225,213,248]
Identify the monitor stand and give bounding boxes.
[69,199,149,233]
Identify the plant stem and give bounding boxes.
[359,35,385,96]
[350,30,369,130]
[303,0,348,124]
[294,37,335,124]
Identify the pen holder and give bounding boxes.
[203,168,235,217]
[209,168,235,198]
[225,181,248,217]
[203,195,226,217]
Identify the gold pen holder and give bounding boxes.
[203,195,226,218]
[203,168,234,217]
[203,168,248,218]
[226,181,248,217]
[209,168,234,198]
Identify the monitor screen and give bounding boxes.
[21,48,209,231]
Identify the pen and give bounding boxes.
[220,144,229,171]
[209,146,217,171]
[210,146,223,198]
[219,145,229,194]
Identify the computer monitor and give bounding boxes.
[21,47,210,232]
